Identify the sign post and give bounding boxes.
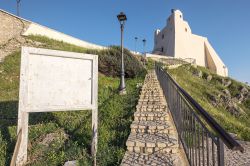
[14,47,98,165]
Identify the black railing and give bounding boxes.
[155,63,243,166]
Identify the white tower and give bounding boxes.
[153,9,228,77]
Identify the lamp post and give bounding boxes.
[142,39,146,66]
[142,39,146,54]
[135,37,138,53]
[16,0,21,16]
[117,12,127,95]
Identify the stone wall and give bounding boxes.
[0,10,32,62]
[0,10,30,45]
[0,9,105,62]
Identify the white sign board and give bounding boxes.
[15,47,98,165]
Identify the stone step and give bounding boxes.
[137,101,167,106]
[136,105,167,112]
[139,94,164,98]
[134,111,169,121]
[138,98,165,102]
[126,133,179,154]
[141,89,162,92]
[141,89,161,91]
[130,121,175,134]
[121,151,182,166]
[142,84,160,87]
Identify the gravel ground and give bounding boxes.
[225,140,250,166]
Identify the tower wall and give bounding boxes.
[153,9,228,77]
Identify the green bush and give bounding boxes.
[28,36,146,78]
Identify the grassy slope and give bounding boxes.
[0,37,145,165]
[168,65,250,141]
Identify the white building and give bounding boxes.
[153,9,228,77]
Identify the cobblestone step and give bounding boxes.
[126,133,179,154]
[141,89,163,93]
[130,121,175,134]
[138,98,165,102]
[121,151,182,166]
[134,111,169,121]
[137,101,167,106]
[121,70,186,165]
[136,105,167,112]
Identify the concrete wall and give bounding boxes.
[153,9,228,77]
[23,23,105,50]
[0,9,105,50]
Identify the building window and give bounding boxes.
[162,34,164,39]
[185,28,187,32]
[161,47,164,52]
[180,15,182,18]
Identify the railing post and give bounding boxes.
[217,138,224,166]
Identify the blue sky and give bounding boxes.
[1,0,250,83]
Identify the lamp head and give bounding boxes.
[117,12,127,24]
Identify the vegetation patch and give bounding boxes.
[0,36,145,165]
[167,64,250,141]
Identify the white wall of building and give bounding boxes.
[153,9,228,77]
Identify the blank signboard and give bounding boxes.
[19,47,98,112]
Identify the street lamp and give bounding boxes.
[135,37,138,53]
[117,12,127,95]
[142,38,146,54]
[16,0,21,16]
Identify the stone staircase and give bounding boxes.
[121,70,186,166]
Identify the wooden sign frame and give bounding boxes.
[15,47,98,165]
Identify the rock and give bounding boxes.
[240,86,248,95]
[206,75,213,82]
[236,94,245,103]
[207,93,218,106]
[64,161,77,166]
[198,71,203,77]
[40,131,68,147]
[229,133,238,139]
[222,89,231,98]
[226,102,245,116]
[222,79,232,87]
[193,70,202,78]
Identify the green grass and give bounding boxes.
[146,58,155,70]
[168,64,250,141]
[0,36,145,165]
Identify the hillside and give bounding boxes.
[0,36,146,165]
[167,64,250,141]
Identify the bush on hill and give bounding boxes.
[28,35,146,78]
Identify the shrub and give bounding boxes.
[93,46,146,78]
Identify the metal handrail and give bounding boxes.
[156,63,243,151]
[10,129,22,166]
[155,62,243,166]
